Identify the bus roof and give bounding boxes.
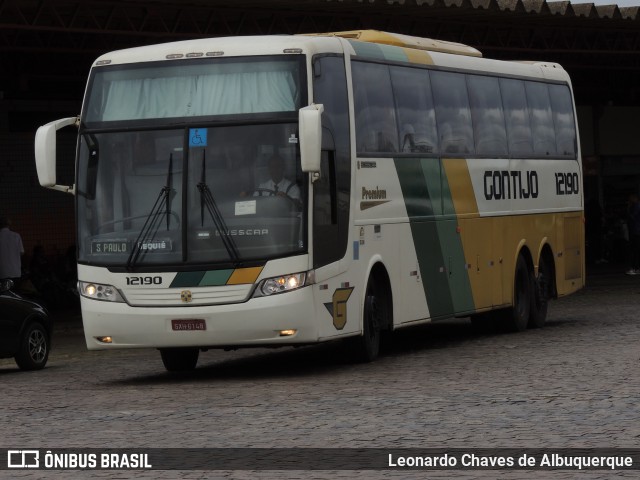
[325,30,570,83]
[92,35,344,67]
[309,30,483,58]
[91,32,569,83]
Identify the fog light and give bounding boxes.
[279,329,297,337]
[96,336,113,344]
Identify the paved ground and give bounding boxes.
[1,272,639,479]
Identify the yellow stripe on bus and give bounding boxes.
[403,48,434,65]
[442,158,479,217]
[227,267,264,285]
[441,158,494,311]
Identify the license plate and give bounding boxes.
[171,319,206,331]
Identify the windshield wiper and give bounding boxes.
[197,153,240,264]
[126,154,174,270]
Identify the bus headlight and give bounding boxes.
[255,272,308,297]
[79,281,125,303]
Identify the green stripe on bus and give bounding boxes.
[170,270,235,288]
[200,270,234,286]
[440,167,475,313]
[395,158,437,218]
[348,40,409,63]
[348,40,386,60]
[170,271,206,288]
[377,44,409,63]
[395,158,452,317]
[394,157,476,317]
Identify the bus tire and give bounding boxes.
[160,348,199,372]
[529,255,551,328]
[351,277,387,362]
[501,255,533,332]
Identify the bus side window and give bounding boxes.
[390,66,438,155]
[431,71,474,155]
[500,78,534,155]
[312,55,350,269]
[525,81,557,156]
[467,75,508,156]
[548,84,577,157]
[352,61,398,154]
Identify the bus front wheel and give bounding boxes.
[351,277,389,362]
[160,348,199,372]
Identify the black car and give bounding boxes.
[0,279,52,370]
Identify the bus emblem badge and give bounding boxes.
[324,287,354,330]
[181,290,193,303]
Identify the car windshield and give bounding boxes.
[76,123,306,267]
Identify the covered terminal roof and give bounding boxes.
[1,0,637,262]
[1,0,639,118]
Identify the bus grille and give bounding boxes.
[123,284,253,306]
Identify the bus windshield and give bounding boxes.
[77,123,305,268]
[83,56,303,125]
[76,56,307,268]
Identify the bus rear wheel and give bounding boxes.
[529,256,551,328]
[501,255,533,332]
[160,348,199,372]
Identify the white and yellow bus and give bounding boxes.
[35,31,584,371]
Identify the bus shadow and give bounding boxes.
[109,315,581,385]
[111,341,355,385]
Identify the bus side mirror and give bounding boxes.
[299,104,324,181]
[34,116,79,194]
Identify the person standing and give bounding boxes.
[626,194,640,275]
[0,216,24,282]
